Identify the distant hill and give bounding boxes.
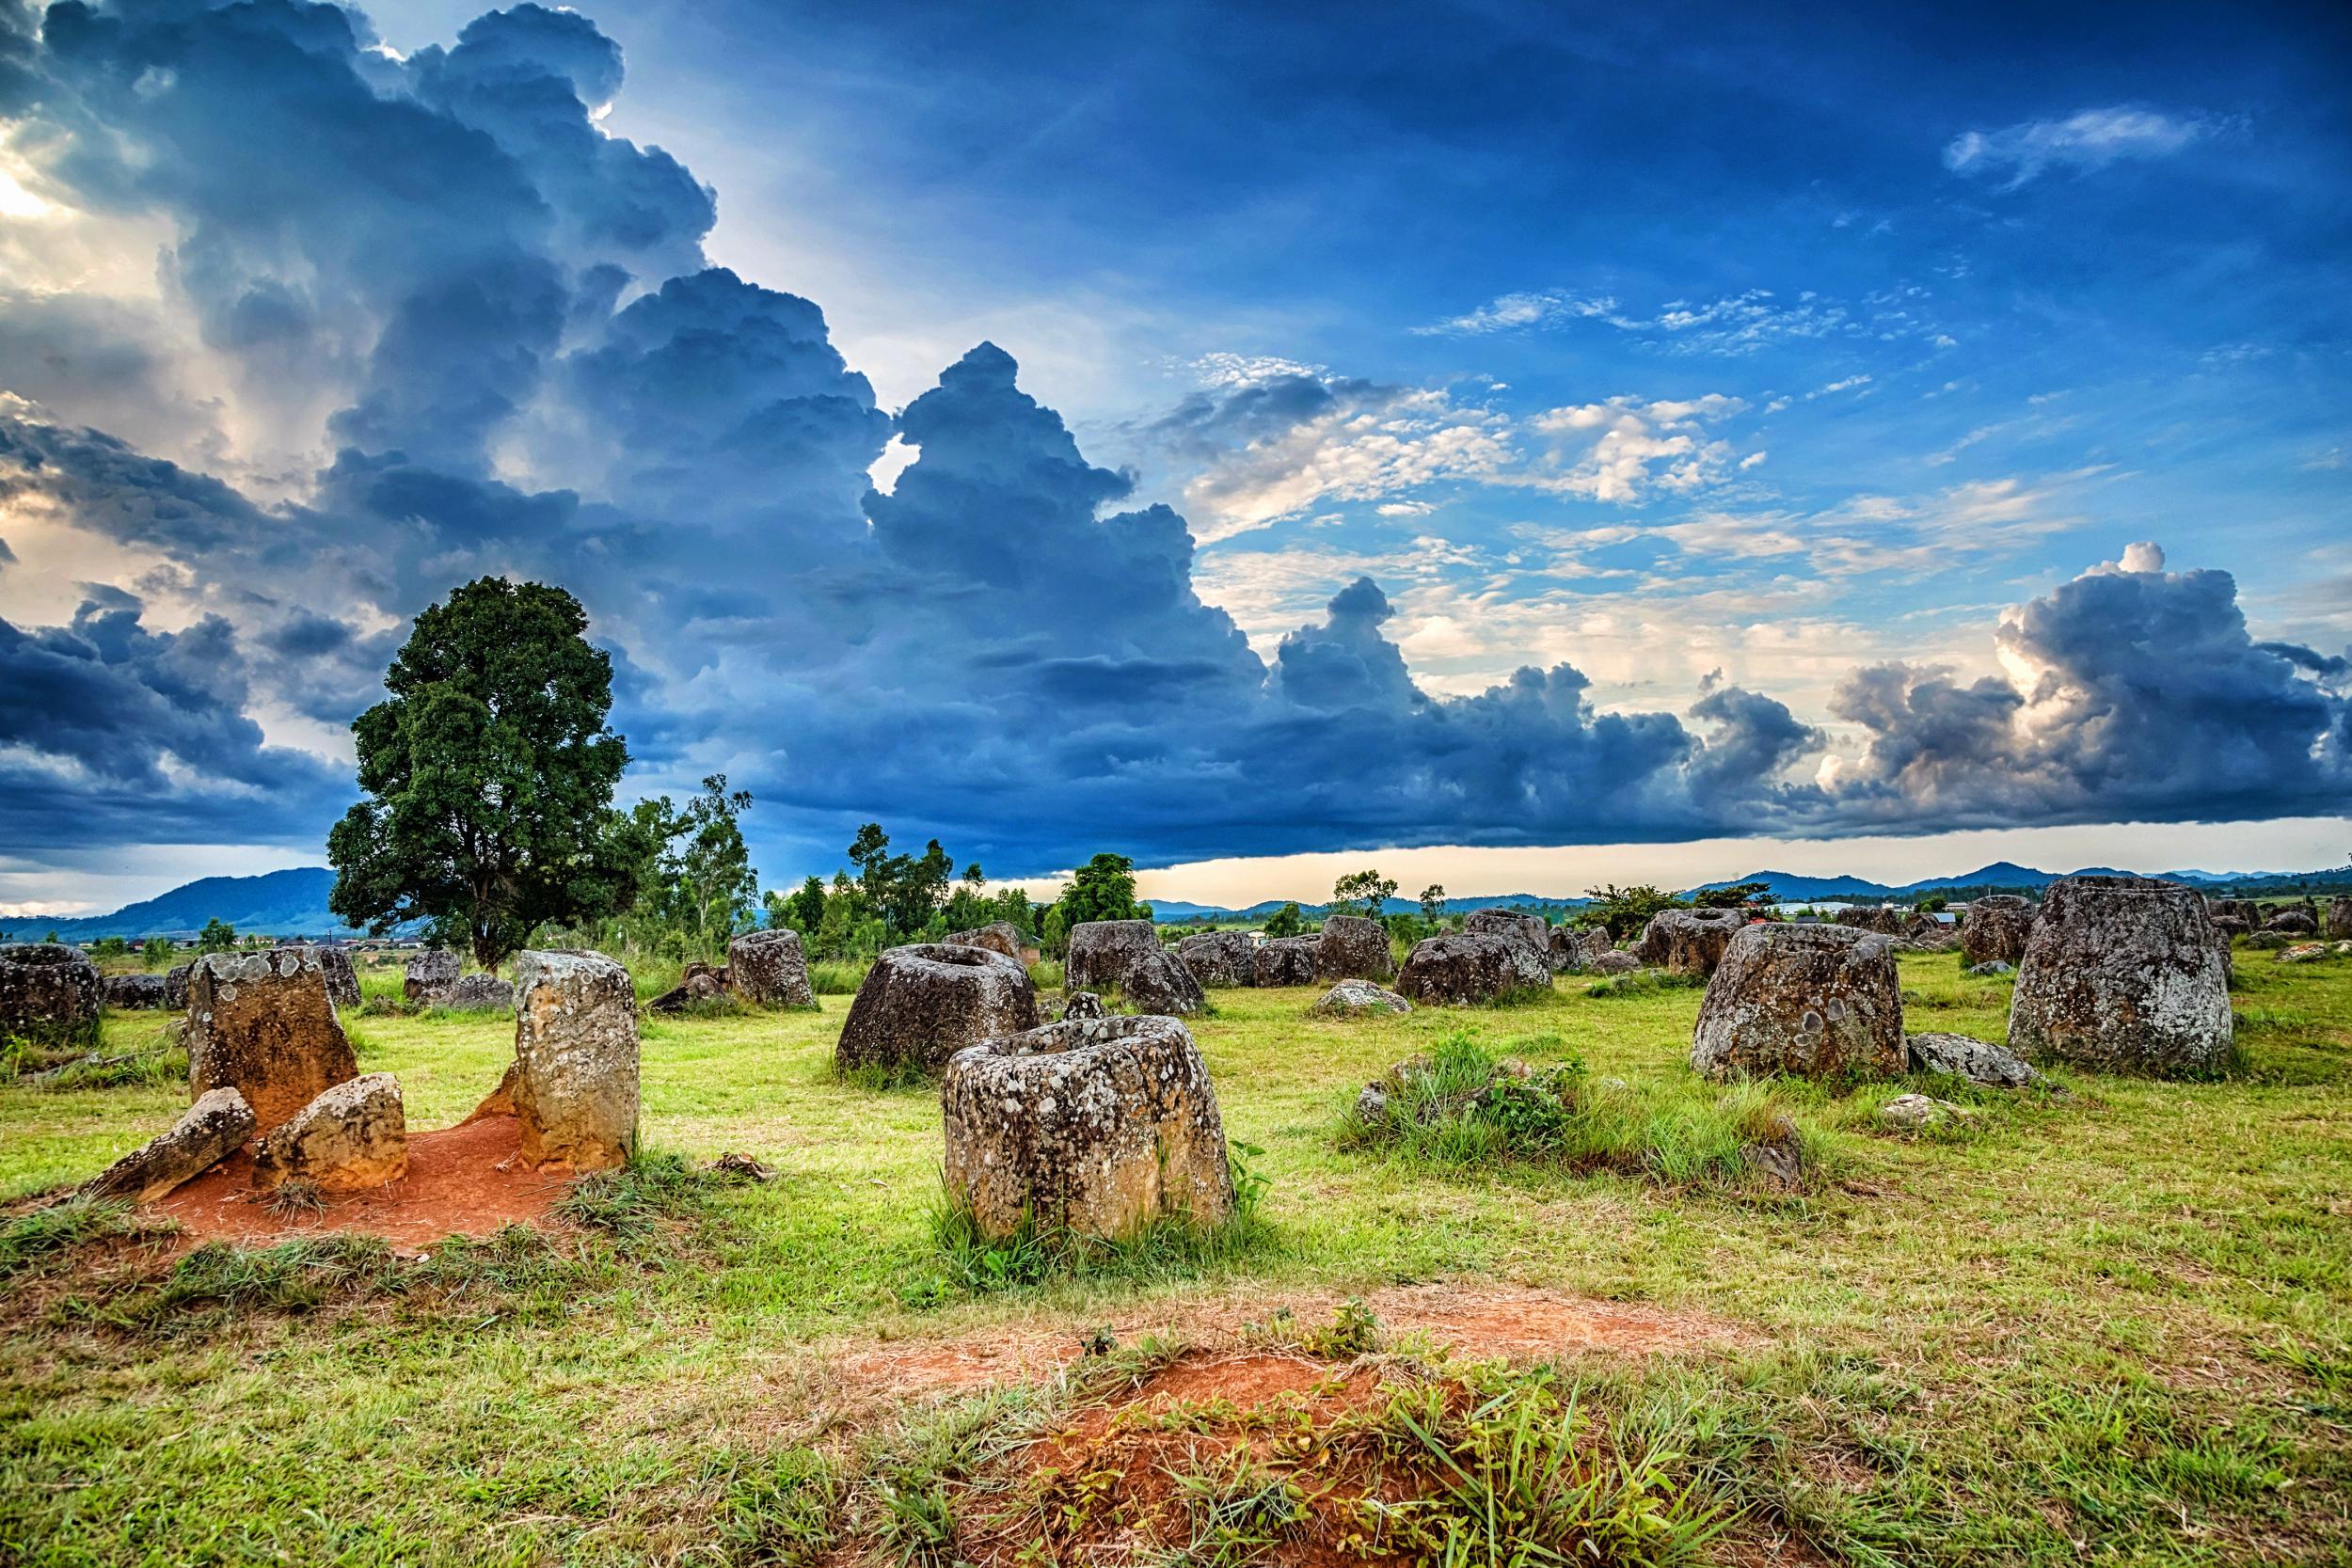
[1682,862,2330,904]
[1152,893,1590,924]
[4,868,385,942]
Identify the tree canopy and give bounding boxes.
[1332,867,1398,919]
[327,578,634,971]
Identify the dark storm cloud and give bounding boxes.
[0,591,347,846]
[0,0,2344,879]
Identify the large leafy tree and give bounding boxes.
[1057,852,1152,928]
[328,578,633,971]
[639,775,758,953]
[1332,868,1398,919]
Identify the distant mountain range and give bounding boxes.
[2,868,375,942]
[11,859,2345,942]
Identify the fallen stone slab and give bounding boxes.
[251,1072,408,1191]
[81,1087,256,1203]
[1906,1030,2042,1088]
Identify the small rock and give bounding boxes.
[2278,942,2328,964]
[708,1151,775,1182]
[648,970,730,1012]
[1963,960,2015,977]
[1059,990,1108,1022]
[1906,1031,2042,1088]
[1878,1093,1974,1131]
[1353,1082,1391,1122]
[80,1087,256,1203]
[1311,979,1412,1016]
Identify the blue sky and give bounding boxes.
[0,0,2346,913]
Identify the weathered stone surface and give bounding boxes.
[1396,934,1533,1006]
[513,949,639,1171]
[1963,960,2015,977]
[2265,908,2318,935]
[251,1073,407,1191]
[942,1014,1235,1241]
[1059,990,1108,1022]
[1907,1030,2042,1088]
[1587,950,1640,974]
[837,943,1041,1078]
[308,946,360,1010]
[462,1058,521,1124]
[1904,915,1961,952]
[404,949,462,1003]
[186,949,358,1133]
[2008,876,2232,1078]
[2328,898,2352,940]
[1960,895,2035,968]
[1311,979,1412,1016]
[730,927,818,1006]
[1836,906,1904,935]
[648,971,729,1012]
[944,922,1025,964]
[1548,925,1611,974]
[1878,1093,1973,1131]
[103,973,170,1009]
[437,973,515,1012]
[164,962,192,1010]
[1177,930,1259,988]
[0,942,102,1050]
[1462,910,1554,989]
[1314,914,1396,983]
[1065,920,1204,1015]
[1251,936,1319,987]
[1691,923,1905,1080]
[2211,915,2251,940]
[2279,942,2328,964]
[2208,897,2259,924]
[81,1087,255,1203]
[1636,909,1748,975]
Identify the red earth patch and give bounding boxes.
[153,1113,564,1253]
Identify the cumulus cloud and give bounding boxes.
[0,0,2340,883]
[1944,107,2214,189]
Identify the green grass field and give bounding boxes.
[4,945,2349,1565]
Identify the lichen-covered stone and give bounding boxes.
[1314,914,1395,983]
[1548,925,1610,974]
[0,942,103,1050]
[1636,909,1748,975]
[1836,906,1904,935]
[81,1087,255,1203]
[728,928,816,1006]
[1311,979,1412,1015]
[942,1014,1234,1241]
[1177,930,1258,988]
[251,1073,407,1191]
[2328,898,2352,940]
[103,973,170,1010]
[309,946,360,1010]
[1907,1030,2042,1088]
[1587,950,1640,974]
[1396,934,1533,1006]
[1960,895,2035,968]
[2279,942,2328,964]
[943,922,1025,964]
[1691,923,1905,1080]
[1462,910,1553,988]
[437,973,515,1012]
[1060,990,1108,1021]
[1065,920,1204,1015]
[513,949,639,1171]
[1878,1093,1972,1131]
[404,949,462,1003]
[837,943,1041,1078]
[1251,936,1319,987]
[186,948,358,1133]
[164,962,192,1010]
[2008,876,2231,1077]
[2265,908,2318,935]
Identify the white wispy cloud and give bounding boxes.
[1513,393,1752,503]
[1410,287,1945,356]
[1944,106,2215,189]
